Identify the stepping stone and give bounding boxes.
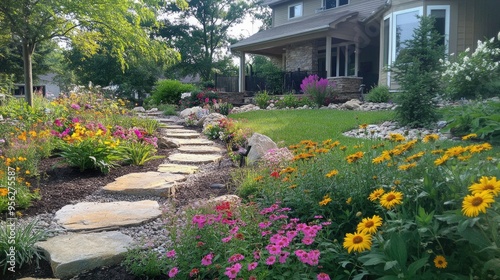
[155,118,176,123]
[165,131,201,139]
[178,145,222,154]
[164,124,185,129]
[19,278,60,280]
[36,231,133,279]
[168,153,222,164]
[103,171,186,196]
[158,163,199,174]
[164,128,198,133]
[173,138,214,146]
[55,200,161,231]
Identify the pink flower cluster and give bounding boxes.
[262,148,294,168]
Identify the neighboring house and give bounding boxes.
[230,0,500,94]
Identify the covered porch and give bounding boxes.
[230,8,383,95]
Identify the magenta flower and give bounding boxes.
[317,273,331,280]
[228,253,245,263]
[230,226,239,235]
[222,236,232,243]
[192,214,207,229]
[286,230,298,240]
[302,236,314,245]
[70,103,80,110]
[133,129,143,139]
[224,263,242,279]
[314,215,323,219]
[253,250,261,260]
[266,255,276,265]
[266,244,281,255]
[168,267,179,278]
[166,249,176,258]
[248,262,258,271]
[279,251,290,264]
[72,117,80,123]
[54,119,63,127]
[258,221,272,229]
[201,252,214,266]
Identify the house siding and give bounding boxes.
[272,0,366,27]
[378,0,500,89]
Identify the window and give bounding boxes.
[289,3,303,19]
[383,17,390,66]
[323,0,348,10]
[394,10,420,58]
[427,5,450,53]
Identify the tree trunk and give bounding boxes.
[22,40,33,106]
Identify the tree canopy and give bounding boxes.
[0,0,185,105]
[160,0,255,82]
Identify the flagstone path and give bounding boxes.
[35,112,228,279]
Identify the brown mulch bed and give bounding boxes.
[4,143,237,280]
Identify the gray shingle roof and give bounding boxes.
[231,0,388,51]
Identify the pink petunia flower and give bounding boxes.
[317,273,331,280]
[166,249,176,258]
[228,253,245,263]
[201,252,214,266]
[302,236,314,245]
[168,267,179,278]
[248,262,258,271]
[225,263,242,279]
[266,255,276,265]
[279,251,290,264]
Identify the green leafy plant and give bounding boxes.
[276,93,300,108]
[0,219,47,274]
[442,100,500,144]
[151,79,194,105]
[57,138,123,173]
[120,141,164,166]
[391,16,445,127]
[123,248,167,277]
[157,104,177,116]
[254,90,270,108]
[366,85,391,103]
[217,102,233,116]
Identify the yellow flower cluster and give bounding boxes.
[462,176,499,217]
[422,134,440,143]
[346,151,364,163]
[319,194,332,206]
[368,188,404,209]
[434,143,492,166]
[388,133,406,142]
[325,169,339,178]
[343,215,383,253]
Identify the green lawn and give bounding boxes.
[230,109,394,146]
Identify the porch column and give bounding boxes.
[326,36,332,77]
[239,52,246,92]
[355,44,359,76]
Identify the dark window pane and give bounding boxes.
[339,0,349,6]
[325,0,336,9]
[431,9,446,46]
[383,18,390,65]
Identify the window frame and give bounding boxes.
[323,0,349,10]
[288,2,303,19]
[391,7,423,63]
[427,5,450,54]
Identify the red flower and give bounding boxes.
[270,171,280,178]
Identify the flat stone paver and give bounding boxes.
[168,153,222,164]
[172,138,214,145]
[158,163,199,174]
[55,200,161,231]
[154,118,177,123]
[36,231,133,279]
[163,128,197,133]
[103,171,186,196]
[164,124,185,129]
[178,145,222,154]
[165,131,201,139]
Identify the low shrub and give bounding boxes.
[0,219,47,274]
[442,100,500,144]
[275,94,299,108]
[300,75,334,107]
[441,32,500,100]
[151,79,194,105]
[366,85,390,103]
[254,91,270,109]
[157,104,177,116]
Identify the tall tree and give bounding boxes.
[160,0,252,81]
[0,0,185,106]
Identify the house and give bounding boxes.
[230,0,500,95]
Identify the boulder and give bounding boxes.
[180,106,203,118]
[132,106,146,112]
[341,99,362,110]
[157,137,180,149]
[201,113,226,129]
[246,133,278,165]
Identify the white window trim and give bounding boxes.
[322,0,349,10]
[331,43,357,77]
[427,5,450,54]
[288,2,303,19]
[391,7,424,65]
[383,14,392,87]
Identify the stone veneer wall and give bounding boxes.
[285,42,318,72]
[328,77,363,99]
